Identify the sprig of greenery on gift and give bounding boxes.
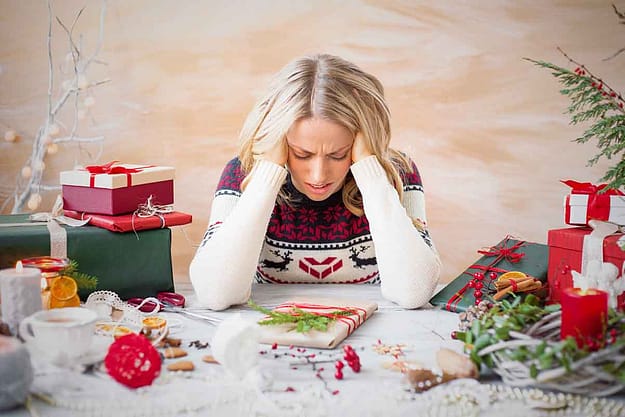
[248,300,357,333]
[454,295,625,381]
[525,5,625,192]
[60,259,98,291]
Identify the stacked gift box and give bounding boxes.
[430,179,625,312]
[0,162,192,300]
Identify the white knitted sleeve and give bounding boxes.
[350,156,441,309]
[189,160,287,310]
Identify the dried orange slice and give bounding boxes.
[50,276,78,301]
[496,271,527,284]
[49,293,80,309]
[113,326,134,339]
[142,316,167,330]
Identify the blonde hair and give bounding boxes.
[238,53,413,216]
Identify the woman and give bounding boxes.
[190,54,441,310]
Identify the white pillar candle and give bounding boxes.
[0,262,42,336]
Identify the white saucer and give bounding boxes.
[25,334,112,368]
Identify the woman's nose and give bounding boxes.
[310,157,328,183]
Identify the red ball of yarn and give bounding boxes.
[104,333,161,389]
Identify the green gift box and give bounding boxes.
[430,236,549,312]
[0,214,174,300]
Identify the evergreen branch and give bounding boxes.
[60,259,98,291]
[524,51,625,191]
[248,300,357,333]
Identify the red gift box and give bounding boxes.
[63,210,192,233]
[60,162,175,215]
[562,180,625,226]
[547,226,625,309]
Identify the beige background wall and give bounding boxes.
[1,0,624,285]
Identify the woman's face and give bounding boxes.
[286,117,353,201]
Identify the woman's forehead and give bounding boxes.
[287,117,353,150]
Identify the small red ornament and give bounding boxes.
[104,333,161,389]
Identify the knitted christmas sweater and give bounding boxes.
[190,155,441,310]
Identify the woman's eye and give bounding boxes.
[329,154,348,161]
[293,153,311,160]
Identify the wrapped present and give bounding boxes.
[547,224,625,310]
[255,297,377,349]
[562,180,625,226]
[0,214,174,300]
[60,161,175,215]
[63,210,192,233]
[429,236,549,312]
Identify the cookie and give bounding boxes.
[163,347,188,359]
[167,360,194,372]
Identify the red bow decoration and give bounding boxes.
[561,180,624,196]
[84,161,149,187]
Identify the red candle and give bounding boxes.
[560,287,608,349]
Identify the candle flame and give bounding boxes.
[15,261,23,273]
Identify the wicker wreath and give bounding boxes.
[476,310,625,396]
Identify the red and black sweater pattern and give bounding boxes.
[205,157,430,284]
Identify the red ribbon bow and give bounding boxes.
[561,180,624,196]
[84,161,149,187]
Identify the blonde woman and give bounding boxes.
[190,54,441,311]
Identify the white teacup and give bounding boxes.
[19,307,98,365]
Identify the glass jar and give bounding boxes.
[20,257,70,309]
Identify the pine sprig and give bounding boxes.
[60,259,98,291]
[247,300,357,333]
[525,52,625,191]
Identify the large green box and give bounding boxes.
[430,236,549,313]
[0,214,174,300]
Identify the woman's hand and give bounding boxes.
[351,132,373,163]
[262,137,288,166]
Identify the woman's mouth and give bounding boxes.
[306,182,332,195]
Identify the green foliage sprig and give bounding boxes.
[455,295,625,382]
[525,5,625,191]
[60,259,98,291]
[248,300,357,333]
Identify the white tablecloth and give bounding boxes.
[4,284,625,417]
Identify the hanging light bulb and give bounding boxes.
[21,166,32,179]
[27,193,42,211]
[46,143,59,155]
[4,129,17,142]
[83,96,96,108]
[77,75,89,90]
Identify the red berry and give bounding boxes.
[271,343,278,350]
[474,299,482,306]
[285,386,296,392]
[488,272,498,280]
[343,345,354,353]
[474,281,483,290]
[332,390,340,395]
[334,370,343,380]
[473,290,483,299]
[473,272,484,281]
[335,360,344,370]
[451,331,458,339]
[352,364,361,373]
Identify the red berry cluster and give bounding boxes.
[334,345,361,379]
[575,66,625,108]
[468,272,496,305]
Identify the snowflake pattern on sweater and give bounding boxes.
[201,157,432,284]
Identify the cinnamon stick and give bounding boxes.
[493,280,542,300]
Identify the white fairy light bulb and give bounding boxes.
[62,80,72,90]
[46,143,59,155]
[27,193,42,211]
[21,166,32,179]
[47,123,60,136]
[41,135,52,145]
[77,75,89,90]
[4,130,17,142]
[77,109,87,120]
[83,96,95,108]
[32,160,45,172]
